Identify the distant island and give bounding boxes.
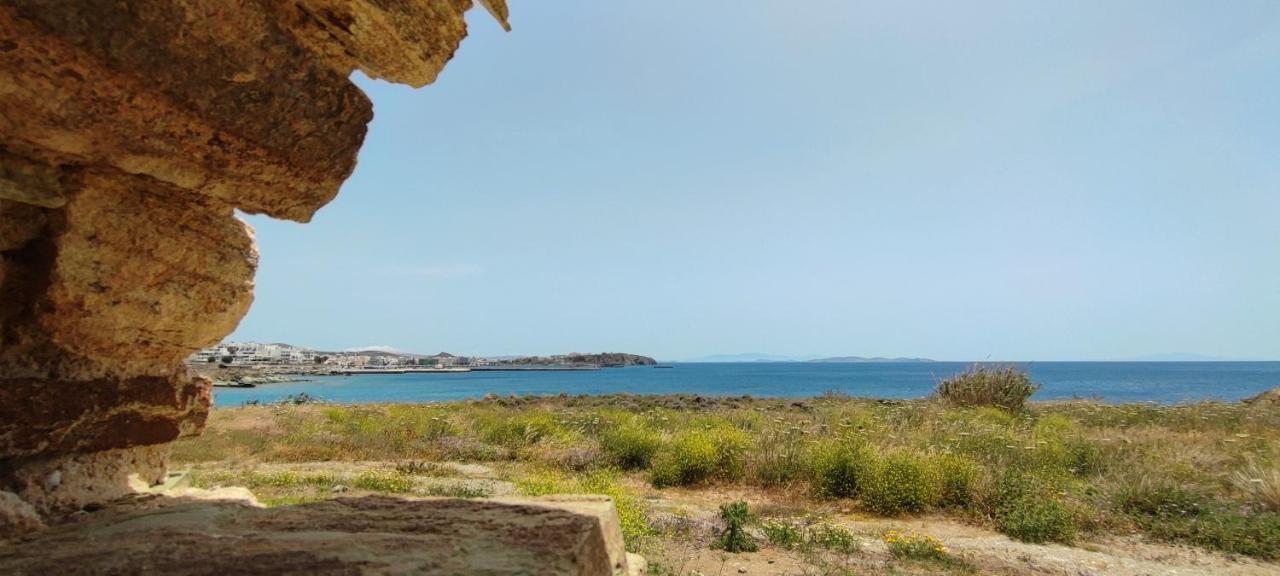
[807,356,936,363]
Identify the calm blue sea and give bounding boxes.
[211,362,1280,406]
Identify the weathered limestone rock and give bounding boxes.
[0,0,509,519]
[0,490,43,539]
[0,494,639,575]
[2,446,168,513]
[1244,387,1280,408]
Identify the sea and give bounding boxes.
[211,361,1280,406]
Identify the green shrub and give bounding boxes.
[747,427,808,487]
[884,529,946,561]
[809,441,874,499]
[514,470,571,496]
[578,470,655,549]
[860,451,940,516]
[935,365,1039,411]
[651,433,718,487]
[762,520,862,554]
[935,454,979,509]
[809,523,862,554]
[712,501,758,553]
[475,411,564,449]
[1114,476,1280,560]
[997,494,1075,543]
[761,520,805,550]
[1141,509,1280,560]
[993,471,1076,543]
[352,470,416,493]
[650,426,750,487]
[1113,477,1207,518]
[599,421,662,470]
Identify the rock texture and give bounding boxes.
[0,494,641,575]
[0,0,508,517]
[1244,387,1280,408]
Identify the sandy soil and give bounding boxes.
[649,486,1280,576]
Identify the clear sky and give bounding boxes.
[231,1,1280,361]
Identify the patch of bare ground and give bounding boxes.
[645,487,1279,575]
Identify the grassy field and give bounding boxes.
[172,376,1280,575]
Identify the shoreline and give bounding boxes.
[201,362,1280,405]
[208,388,1280,410]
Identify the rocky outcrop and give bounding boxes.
[0,493,643,575]
[1243,387,1280,408]
[0,0,508,517]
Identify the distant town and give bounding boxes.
[188,342,656,370]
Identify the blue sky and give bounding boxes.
[231,1,1280,361]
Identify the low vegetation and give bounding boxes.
[933,365,1039,410]
[174,370,1280,567]
[712,501,758,553]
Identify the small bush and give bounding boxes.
[998,494,1075,543]
[747,426,808,487]
[761,520,805,550]
[578,470,655,549]
[1113,477,1207,518]
[884,529,946,561]
[514,470,571,496]
[809,523,862,554]
[475,411,564,449]
[860,451,940,516]
[1142,509,1280,561]
[935,365,1039,411]
[651,433,718,487]
[762,520,861,554]
[993,471,1077,543]
[246,470,301,488]
[809,441,874,499]
[712,501,758,553]
[599,421,662,470]
[650,426,750,487]
[352,470,416,493]
[935,454,979,509]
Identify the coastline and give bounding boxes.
[206,361,1280,405]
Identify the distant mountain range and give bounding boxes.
[683,352,1265,363]
[806,356,936,363]
[684,353,935,363]
[1117,353,1250,362]
[684,353,812,363]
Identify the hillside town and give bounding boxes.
[187,342,487,369]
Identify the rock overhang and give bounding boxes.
[0,0,509,516]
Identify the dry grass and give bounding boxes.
[172,393,1280,561]
[1232,460,1280,513]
